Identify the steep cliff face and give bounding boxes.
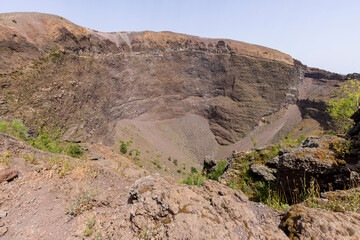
[0,12,343,166]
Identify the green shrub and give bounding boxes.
[151,159,161,169]
[23,154,37,164]
[207,160,228,180]
[280,134,305,148]
[10,119,27,139]
[181,173,205,187]
[66,143,84,158]
[83,217,95,237]
[330,139,352,159]
[120,143,127,154]
[29,126,62,153]
[0,119,27,140]
[250,133,257,148]
[0,121,8,134]
[29,126,83,158]
[191,167,197,174]
[327,79,360,132]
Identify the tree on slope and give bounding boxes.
[327,79,360,132]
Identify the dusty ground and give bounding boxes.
[0,134,147,239]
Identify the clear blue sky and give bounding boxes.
[1,0,359,74]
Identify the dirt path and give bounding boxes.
[0,134,144,239]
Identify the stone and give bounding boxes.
[0,169,18,183]
[0,225,7,236]
[249,163,276,181]
[266,156,279,169]
[0,210,7,219]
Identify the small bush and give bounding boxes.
[280,134,305,148]
[0,121,9,134]
[66,191,95,216]
[250,133,257,148]
[173,159,178,166]
[120,143,127,154]
[181,173,205,187]
[29,126,63,154]
[207,160,228,180]
[83,217,95,237]
[151,159,161,169]
[330,139,352,159]
[11,119,27,140]
[66,144,84,158]
[23,154,37,164]
[0,119,27,140]
[191,167,197,174]
[0,151,11,164]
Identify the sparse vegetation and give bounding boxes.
[0,119,27,140]
[182,163,186,170]
[181,172,206,187]
[29,126,84,158]
[120,143,128,154]
[250,133,257,148]
[83,217,95,237]
[173,159,178,166]
[66,191,95,216]
[119,140,133,154]
[305,185,360,212]
[12,19,17,23]
[0,151,11,164]
[151,159,161,169]
[280,134,305,148]
[330,138,352,159]
[66,143,84,158]
[23,154,37,164]
[191,167,197,174]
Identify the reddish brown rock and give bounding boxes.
[0,169,18,183]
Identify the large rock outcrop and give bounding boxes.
[128,175,288,239]
[282,204,360,240]
[276,136,359,196]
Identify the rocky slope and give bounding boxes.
[1,132,360,239]
[0,12,346,172]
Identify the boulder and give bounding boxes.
[250,164,276,182]
[276,136,358,196]
[128,175,288,239]
[202,155,218,175]
[0,169,18,183]
[282,205,360,239]
[266,156,279,169]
